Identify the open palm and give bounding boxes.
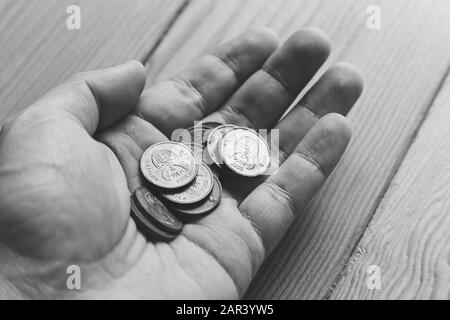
[0,29,362,299]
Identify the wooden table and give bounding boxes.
[1,0,449,299]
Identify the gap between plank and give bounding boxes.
[323,62,450,299]
[140,0,192,65]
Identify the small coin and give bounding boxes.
[161,162,214,205]
[173,122,222,146]
[140,141,199,189]
[132,187,183,234]
[206,124,236,166]
[171,175,222,216]
[130,200,177,242]
[220,127,271,177]
[199,122,223,147]
[172,127,202,146]
[201,122,223,134]
[187,142,208,163]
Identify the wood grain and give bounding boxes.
[330,72,450,300]
[0,0,186,124]
[145,0,450,298]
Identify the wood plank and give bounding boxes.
[145,0,450,298]
[0,0,186,124]
[330,72,450,300]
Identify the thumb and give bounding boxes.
[33,60,146,135]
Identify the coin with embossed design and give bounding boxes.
[140,142,198,189]
[161,162,214,205]
[220,127,270,177]
[171,175,222,216]
[206,124,235,166]
[187,143,208,163]
[130,199,177,242]
[132,187,183,234]
[173,122,223,147]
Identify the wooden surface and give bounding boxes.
[1,0,449,299]
[330,72,450,300]
[0,0,186,122]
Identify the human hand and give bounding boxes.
[0,28,362,299]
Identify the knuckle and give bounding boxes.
[262,181,296,218]
[171,76,208,115]
[219,104,253,128]
[292,148,325,177]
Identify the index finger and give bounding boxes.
[136,28,279,137]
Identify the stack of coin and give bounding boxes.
[206,124,271,176]
[130,187,183,242]
[174,122,271,176]
[131,140,221,241]
[131,122,271,242]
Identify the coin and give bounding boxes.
[172,127,202,146]
[184,141,220,176]
[220,127,271,177]
[206,124,236,166]
[130,199,177,242]
[132,187,183,234]
[161,162,214,204]
[187,142,209,163]
[173,122,223,146]
[171,175,222,216]
[199,122,223,147]
[140,141,199,189]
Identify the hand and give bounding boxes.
[0,28,362,299]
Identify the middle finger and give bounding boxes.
[203,28,331,129]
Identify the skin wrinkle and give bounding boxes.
[3,188,126,263]
[171,75,209,117]
[211,52,243,83]
[82,79,102,119]
[199,217,262,281]
[68,224,149,299]
[276,142,292,164]
[261,65,292,95]
[0,162,96,259]
[91,221,144,281]
[54,81,99,135]
[219,68,292,130]
[178,233,241,298]
[293,146,327,178]
[0,244,72,299]
[219,103,254,128]
[170,241,209,299]
[299,101,324,119]
[261,180,297,220]
[238,208,265,265]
